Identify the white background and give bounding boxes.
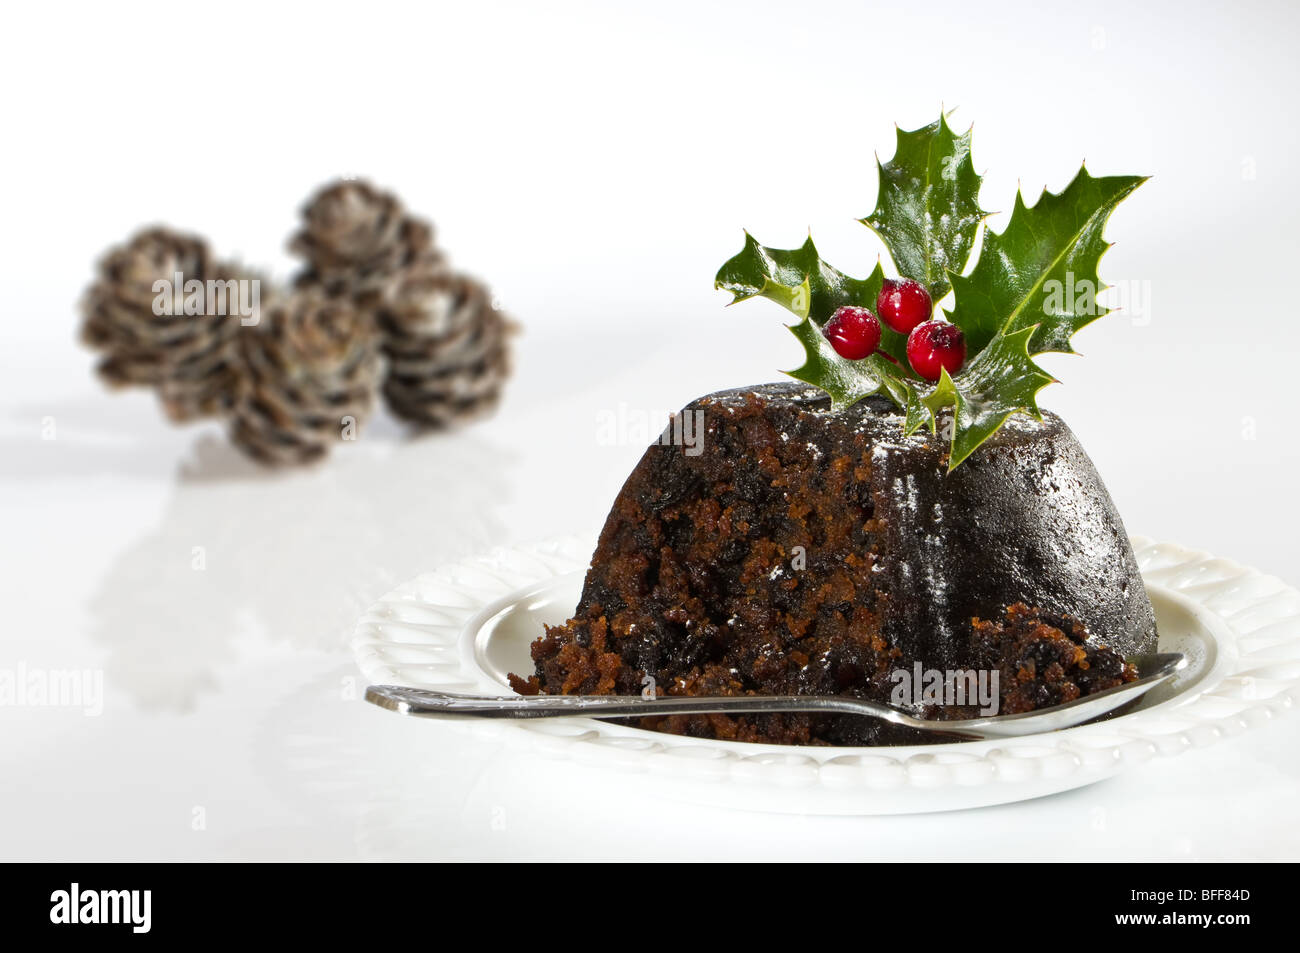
[1,0,1297,859]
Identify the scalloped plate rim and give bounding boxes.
[350,534,1300,814]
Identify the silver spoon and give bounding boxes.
[365,652,1183,741]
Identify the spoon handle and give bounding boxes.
[365,684,917,726]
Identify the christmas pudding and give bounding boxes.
[510,112,1156,745]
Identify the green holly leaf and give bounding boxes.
[861,113,987,301]
[948,166,1147,357]
[715,115,1145,473]
[714,232,910,366]
[918,327,1056,470]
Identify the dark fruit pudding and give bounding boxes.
[511,383,1154,746]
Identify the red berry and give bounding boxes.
[876,279,933,335]
[906,319,966,382]
[824,305,881,360]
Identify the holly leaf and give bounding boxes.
[715,232,910,366]
[916,327,1056,470]
[948,166,1147,357]
[715,116,1145,473]
[861,113,987,301]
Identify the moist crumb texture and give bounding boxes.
[971,603,1137,716]
[510,382,1157,746]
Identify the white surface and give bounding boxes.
[351,536,1299,815]
[2,0,1299,859]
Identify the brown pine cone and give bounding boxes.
[289,179,515,432]
[290,180,442,303]
[81,228,259,421]
[230,290,381,465]
[378,267,514,429]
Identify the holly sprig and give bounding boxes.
[714,111,1146,470]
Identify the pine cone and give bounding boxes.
[290,179,515,430]
[378,267,514,429]
[230,290,381,465]
[290,181,442,303]
[81,228,256,421]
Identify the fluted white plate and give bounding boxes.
[351,536,1300,814]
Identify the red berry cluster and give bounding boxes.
[822,278,965,382]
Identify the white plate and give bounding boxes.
[351,536,1300,815]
